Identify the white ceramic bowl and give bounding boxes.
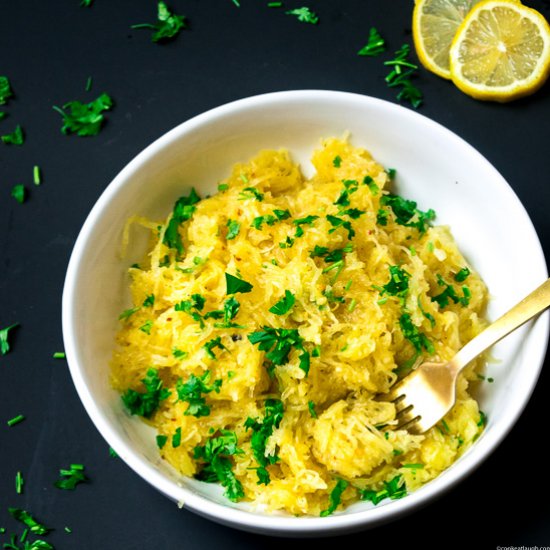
[62,90,548,536]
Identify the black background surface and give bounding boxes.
[1,1,550,548]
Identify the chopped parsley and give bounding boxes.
[15,471,24,494]
[454,267,471,282]
[477,410,487,427]
[11,184,26,204]
[7,414,25,427]
[401,463,424,469]
[399,313,434,355]
[52,352,66,359]
[175,293,206,325]
[385,44,423,108]
[360,474,407,505]
[172,427,182,448]
[293,215,319,237]
[2,125,24,145]
[8,508,50,536]
[238,187,264,201]
[193,430,245,502]
[244,399,284,484]
[33,165,41,186]
[172,348,188,359]
[118,306,140,320]
[432,274,470,308]
[380,265,410,300]
[334,179,358,208]
[269,290,295,315]
[53,93,113,136]
[81,0,93,6]
[286,7,319,24]
[0,323,19,355]
[377,193,435,233]
[54,463,88,490]
[163,188,201,256]
[363,175,379,194]
[121,368,171,418]
[176,371,222,417]
[333,155,342,167]
[327,214,355,239]
[139,320,153,334]
[358,27,386,56]
[0,76,13,104]
[225,272,253,294]
[156,434,168,449]
[109,447,118,457]
[248,327,310,375]
[308,400,317,418]
[226,219,240,240]
[142,294,155,308]
[213,296,244,328]
[279,235,295,248]
[203,336,226,360]
[131,1,186,43]
[252,209,290,229]
[320,479,348,516]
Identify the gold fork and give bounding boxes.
[389,277,550,434]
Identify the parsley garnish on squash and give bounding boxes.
[360,474,407,504]
[176,371,222,417]
[225,272,253,294]
[53,93,113,137]
[163,188,200,256]
[269,290,295,315]
[399,313,434,355]
[226,219,240,240]
[203,336,227,360]
[194,430,245,502]
[377,193,435,233]
[432,274,471,307]
[121,368,171,418]
[320,479,349,516]
[131,1,186,43]
[244,399,284,484]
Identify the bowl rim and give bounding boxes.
[62,89,549,535]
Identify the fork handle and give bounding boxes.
[451,277,550,373]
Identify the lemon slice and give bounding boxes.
[449,0,550,101]
[413,0,487,79]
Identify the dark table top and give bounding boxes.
[1,0,550,548]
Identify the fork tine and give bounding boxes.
[395,408,421,431]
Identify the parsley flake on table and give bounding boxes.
[0,323,19,355]
[269,290,295,315]
[8,508,51,536]
[53,93,113,137]
[121,368,171,418]
[0,76,13,104]
[385,44,423,108]
[358,27,386,56]
[81,0,93,6]
[163,188,201,256]
[244,399,284,484]
[54,463,88,490]
[320,478,348,516]
[193,430,245,502]
[225,272,253,294]
[176,371,222,417]
[131,1,186,43]
[1,125,24,145]
[10,184,26,204]
[286,7,319,24]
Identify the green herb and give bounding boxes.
[175,294,206,326]
[232,0,240,6]
[347,298,357,312]
[363,175,379,195]
[172,427,182,448]
[172,348,188,359]
[8,508,50,536]
[156,435,168,449]
[386,168,397,180]
[293,214,319,237]
[401,463,424,469]
[454,267,471,282]
[81,0,93,6]
[358,27,386,56]
[323,288,345,304]
[311,345,321,357]
[334,179,359,208]
[85,76,93,92]
[360,474,407,505]
[15,471,24,494]
[32,166,41,186]
[432,274,470,308]
[139,320,153,334]
[477,410,487,427]
[52,352,66,359]
[0,76,13,104]
[2,125,24,145]
[65,526,72,534]
[213,296,244,329]
[327,215,355,239]
[238,187,264,201]
[54,463,88,490]
[279,235,295,248]
[203,336,226,360]
[385,44,423,108]
[333,155,342,167]
[399,313,434,354]
[320,479,348,516]
[7,414,25,427]
[141,294,155,308]
[0,111,6,120]
[418,298,436,328]
[380,265,410,300]
[109,447,118,458]
[53,93,113,136]
[176,371,222,417]
[308,400,317,418]
[11,185,26,204]
[121,368,171,418]
[268,1,283,6]
[269,290,295,315]
[217,183,229,192]
[343,208,365,219]
[244,399,284,484]
[193,430,244,502]
[118,306,140,320]
[252,209,291,229]
[163,188,201,256]
[225,272,253,294]
[226,219,240,240]
[131,1,186,43]
[377,193,435,233]
[286,7,318,24]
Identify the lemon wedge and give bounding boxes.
[413,0,487,79]
[449,0,550,101]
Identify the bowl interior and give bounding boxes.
[63,91,548,535]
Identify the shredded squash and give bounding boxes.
[111,137,488,516]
